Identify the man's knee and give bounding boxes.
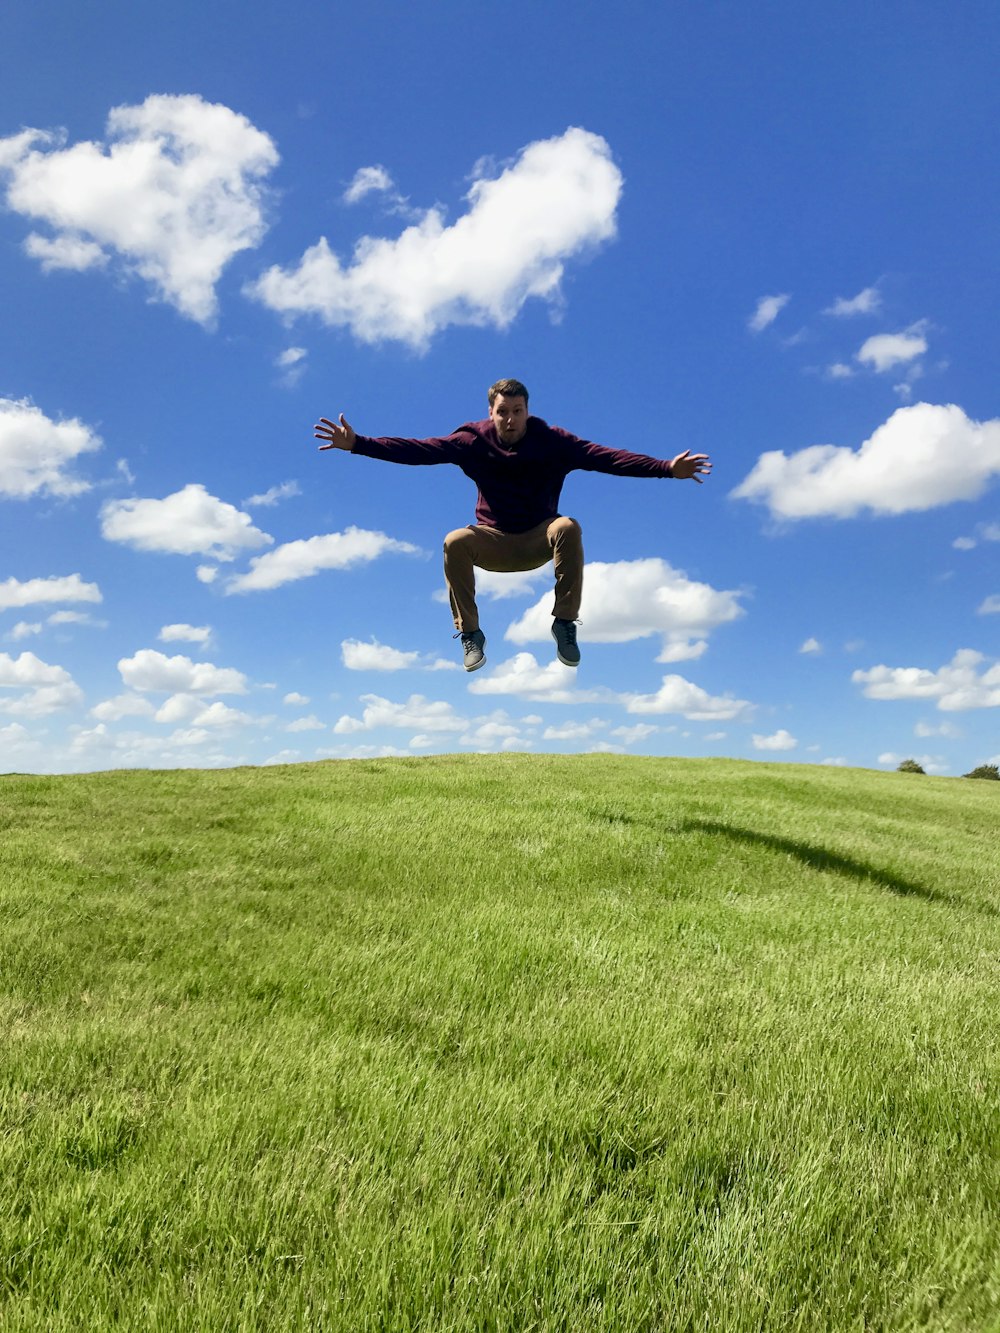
[549,515,583,547]
[443,527,475,558]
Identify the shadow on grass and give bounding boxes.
[681,819,989,914]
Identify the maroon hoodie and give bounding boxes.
[352,415,674,533]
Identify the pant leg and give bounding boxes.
[547,516,584,620]
[443,521,573,633]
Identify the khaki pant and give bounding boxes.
[443,516,584,633]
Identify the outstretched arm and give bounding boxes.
[668,449,712,483]
[315,414,356,452]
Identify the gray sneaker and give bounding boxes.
[552,618,581,667]
[456,628,486,672]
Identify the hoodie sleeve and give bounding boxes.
[351,427,474,467]
[555,428,674,478]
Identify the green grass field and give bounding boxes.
[2,755,999,1331]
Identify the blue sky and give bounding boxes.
[1,0,998,775]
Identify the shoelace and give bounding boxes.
[557,620,579,644]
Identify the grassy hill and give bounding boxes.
[2,755,999,1331]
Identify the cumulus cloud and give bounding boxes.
[0,651,83,716]
[977,595,1000,615]
[341,638,421,672]
[505,558,744,662]
[158,623,212,645]
[101,484,272,562]
[467,652,607,704]
[226,526,420,593]
[748,294,790,332]
[799,637,822,654]
[752,728,797,751]
[0,397,102,498]
[340,637,456,672]
[90,692,156,722]
[0,94,278,324]
[824,286,881,317]
[853,649,1000,711]
[621,674,754,721]
[247,127,622,349]
[118,649,249,695]
[856,325,927,373]
[285,714,325,732]
[0,573,101,611]
[334,693,468,735]
[731,403,1000,521]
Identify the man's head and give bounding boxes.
[488,378,529,445]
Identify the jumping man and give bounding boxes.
[314,378,711,672]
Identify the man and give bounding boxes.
[314,378,711,672]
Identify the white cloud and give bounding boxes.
[0,573,102,612]
[748,294,790,333]
[274,348,308,386]
[0,397,102,498]
[467,652,606,704]
[196,565,218,584]
[226,526,420,593]
[47,610,102,628]
[799,637,822,654]
[248,126,622,349]
[752,728,797,751]
[731,403,1000,520]
[24,232,109,272]
[542,719,605,741]
[343,165,395,204]
[341,638,421,672]
[286,714,325,732]
[820,756,848,766]
[159,623,212,645]
[914,720,961,738]
[102,484,273,562]
[853,649,1000,711]
[825,286,881,317]
[90,692,156,722]
[0,651,83,717]
[118,649,249,695]
[826,363,855,380]
[856,325,927,373]
[610,723,658,744]
[0,94,279,324]
[283,691,309,706]
[8,620,41,641]
[244,480,301,507]
[334,693,468,735]
[977,595,1000,615]
[189,701,256,729]
[340,637,456,672]
[621,674,754,721]
[505,558,744,662]
[952,521,1000,552]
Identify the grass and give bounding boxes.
[1,754,999,1331]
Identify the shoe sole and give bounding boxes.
[464,655,486,672]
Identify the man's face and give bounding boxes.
[489,394,528,445]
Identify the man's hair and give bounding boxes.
[488,378,529,407]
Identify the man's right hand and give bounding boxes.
[315,414,356,452]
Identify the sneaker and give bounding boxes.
[456,628,486,672]
[551,618,581,667]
